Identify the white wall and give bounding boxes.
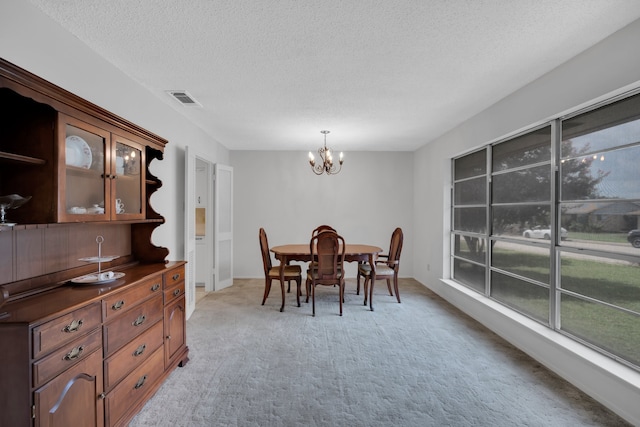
[0,0,230,261]
[231,150,413,279]
[413,19,640,425]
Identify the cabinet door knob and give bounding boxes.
[151,283,160,292]
[173,289,181,296]
[62,319,83,333]
[172,273,181,281]
[99,393,106,400]
[112,300,125,310]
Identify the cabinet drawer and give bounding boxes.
[164,281,185,304]
[164,265,185,289]
[105,346,164,427]
[32,302,102,359]
[33,327,102,388]
[103,295,163,357]
[104,320,163,391]
[102,276,163,320]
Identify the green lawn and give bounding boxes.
[490,248,640,367]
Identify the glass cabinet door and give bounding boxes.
[59,115,109,221]
[113,135,144,219]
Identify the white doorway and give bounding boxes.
[184,146,233,318]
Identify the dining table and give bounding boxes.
[270,244,383,312]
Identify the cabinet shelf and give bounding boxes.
[0,150,46,165]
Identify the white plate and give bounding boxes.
[65,135,92,169]
[70,271,125,285]
[78,255,119,263]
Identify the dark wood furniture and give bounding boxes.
[0,59,188,427]
[270,243,382,310]
[258,228,302,311]
[357,227,404,307]
[306,230,346,316]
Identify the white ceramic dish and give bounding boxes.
[65,135,92,169]
[70,271,125,285]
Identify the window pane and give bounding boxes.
[493,165,550,203]
[562,93,640,154]
[453,258,485,293]
[453,234,486,263]
[454,149,486,180]
[453,207,486,233]
[560,252,640,314]
[561,145,640,201]
[492,241,550,285]
[492,126,551,172]
[492,205,550,237]
[561,201,640,251]
[454,177,486,205]
[561,293,640,368]
[491,272,549,322]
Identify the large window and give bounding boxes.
[451,91,640,370]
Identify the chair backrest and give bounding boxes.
[312,224,336,237]
[387,227,404,271]
[310,230,345,283]
[258,228,272,275]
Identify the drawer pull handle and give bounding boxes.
[63,345,85,361]
[112,300,125,310]
[173,289,181,296]
[62,319,83,333]
[172,273,180,281]
[134,375,147,389]
[133,344,147,357]
[132,315,146,327]
[151,283,161,292]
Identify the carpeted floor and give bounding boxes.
[129,278,631,427]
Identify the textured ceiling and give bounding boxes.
[26,0,640,152]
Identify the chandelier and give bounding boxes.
[308,130,344,175]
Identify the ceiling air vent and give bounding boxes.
[166,90,202,107]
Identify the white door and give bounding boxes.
[214,164,233,290]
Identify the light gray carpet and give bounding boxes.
[129,278,630,427]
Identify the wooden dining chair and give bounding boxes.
[259,228,302,312]
[357,227,403,309]
[306,230,345,316]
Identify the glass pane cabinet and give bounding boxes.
[58,114,145,221]
[113,135,145,219]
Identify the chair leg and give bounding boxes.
[287,280,291,293]
[339,281,344,316]
[312,283,316,317]
[386,278,393,296]
[393,274,401,303]
[296,277,301,307]
[369,277,375,312]
[356,269,361,295]
[363,276,369,306]
[279,280,286,312]
[305,278,311,303]
[261,278,272,305]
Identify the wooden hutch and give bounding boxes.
[0,59,189,427]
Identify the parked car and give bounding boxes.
[627,230,640,248]
[522,225,568,240]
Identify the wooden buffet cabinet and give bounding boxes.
[0,59,189,427]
